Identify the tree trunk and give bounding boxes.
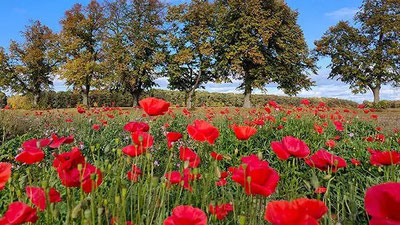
[82,87,90,108]
[186,90,195,110]
[33,93,40,107]
[243,83,252,108]
[131,91,140,107]
[372,86,380,104]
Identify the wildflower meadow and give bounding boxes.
[0,98,399,224]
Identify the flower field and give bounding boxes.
[0,98,399,225]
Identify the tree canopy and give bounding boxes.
[103,0,165,106]
[214,0,316,108]
[59,0,105,107]
[0,21,58,105]
[165,0,216,109]
[315,0,400,103]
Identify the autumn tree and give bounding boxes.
[315,0,400,104]
[0,21,58,106]
[59,0,105,107]
[165,0,216,109]
[103,0,165,106]
[214,0,316,108]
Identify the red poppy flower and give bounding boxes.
[209,203,233,220]
[365,182,400,224]
[232,124,257,140]
[127,165,142,182]
[187,120,219,145]
[351,158,361,166]
[301,99,310,105]
[131,132,154,148]
[231,154,279,197]
[139,97,170,116]
[370,150,400,166]
[166,132,183,149]
[58,163,102,193]
[165,171,182,185]
[215,178,227,186]
[165,169,200,191]
[77,106,86,114]
[333,121,343,131]
[180,146,200,168]
[315,187,327,194]
[164,205,207,225]
[53,148,102,193]
[0,162,11,190]
[122,145,146,157]
[26,187,61,211]
[265,198,328,225]
[49,134,74,148]
[123,121,150,133]
[22,138,51,148]
[15,147,45,164]
[270,136,310,160]
[0,202,38,224]
[92,124,100,130]
[210,152,223,161]
[305,149,347,172]
[325,140,336,148]
[53,147,85,170]
[314,123,324,134]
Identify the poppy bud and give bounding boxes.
[257,152,263,160]
[115,195,120,204]
[239,215,246,225]
[115,138,120,145]
[122,188,127,198]
[77,164,83,172]
[117,149,122,157]
[90,146,95,152]
[84,209,91,219]
[41,180,48,188]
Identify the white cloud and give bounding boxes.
[325,7,358,20]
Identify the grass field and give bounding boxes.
[0,100,399,224]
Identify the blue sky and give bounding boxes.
[0,0,399,102]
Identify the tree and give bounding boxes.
[314,0,400,104]
[59,0,105,107]
[165,0,216,109]
[0,21,58,106]
[103,0,165,106]
[214,0,316,108]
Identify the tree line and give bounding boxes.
[0,0,399,108]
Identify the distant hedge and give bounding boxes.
[7,89,360,109]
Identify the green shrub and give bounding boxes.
[8,89,360,109]
[7,95,33,109]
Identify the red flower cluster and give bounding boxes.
[187,120,219,145]
[53,147,102,193]
[365,182,400,224]
[271,136,310,160]
[265,198,328,225]
[231,154,279,197]
[305,149,347,172]
[139,97,170,116]
[164,205,207,225]
[232,124,257,140]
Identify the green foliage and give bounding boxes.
[314,0,400,103]
[214,0,316,107]
[102,0,166,106]
[0,21,58,106]
[59,0,105,106]
[0,106,398,224]
[7,95,34,109]
[165,0,216,108]
[7,89,358,109]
